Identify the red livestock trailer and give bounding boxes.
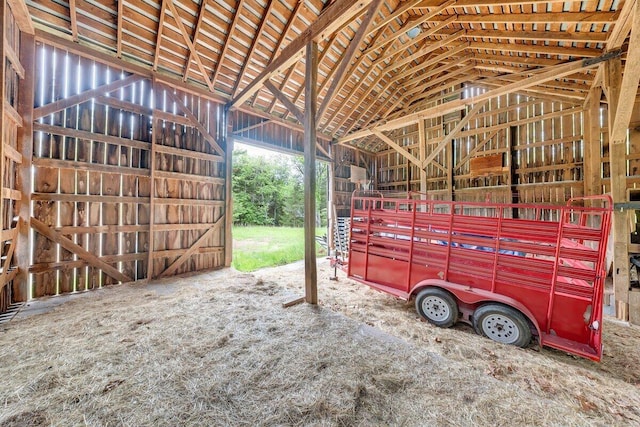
[343,193,612,361]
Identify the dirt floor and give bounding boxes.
[1,259,640,426]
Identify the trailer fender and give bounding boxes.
[410,279,542,337]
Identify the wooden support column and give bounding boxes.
[147,80,159,279]
[418,120,427,196]
[224,110,233,267]
[583,85,602,198]
[304,41,318,305]
[605,57,629,320]
[328,143,336,254]
[15,32,35,301]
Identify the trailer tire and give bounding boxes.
[473,304,532,348]
[415,288,459,328]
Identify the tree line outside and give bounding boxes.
[232,148,328,227]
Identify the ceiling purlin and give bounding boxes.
[232,0,278,98]
[211,0,246,90]
[182,0,209,82]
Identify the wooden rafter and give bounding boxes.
[232,0,278,98]
[211,0,245,89]
[283,33,339,121]
[340,51,621,143]
[166,0,214,92]
[153,0,169,71]
[69,0,78,42]
[264,80,304,123]
[316,0,385,121]
[609,0,640,146]
[363,0,457,56]
[229,0,373,109]
[7,0,34,34]
[258,1,305,110]
[116,0,123,58]
[182,0,208,82]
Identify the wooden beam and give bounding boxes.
[182,0,208,82]
[316,0,384,121]
[421,101,488,168]
[366,0,426,36]
[609,0,640,147]
[228,0,373,109]
[158,219,223,278]
[232,0,277,98]
[304,41,318,305]
[163,88,225,155]
[583,86,602,198]
[224,110,233,267]
[153,0,169,71]
[211,0,245,88]
[607,0,637,49]
[31,217,132,283]
[363,0,457,56]
[69,0,79,42]
[339,51,621,143]
[116,0,123,58]
[6,0,34,34]
[34,74,142,119]
[166,0,214,92]
[264,80,304,123]
[259,2,305,110]
[373,130,422,168]
[605,56,629,321]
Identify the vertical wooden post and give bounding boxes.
[0,0,6,259]
[418,119,427,196]
[147,80,158,280]
[605,57,629,320]
[327,143,335,253]
[304,40,318,305]
[583,86,602,198]
[15,32,35,301]
[224,109,233,267]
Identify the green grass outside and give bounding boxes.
[232,226,327,272]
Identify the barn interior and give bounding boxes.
[1,0,640,423]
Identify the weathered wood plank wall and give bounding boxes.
[28,43,229,298]
[0,1,22,313]
[375,87,589,210]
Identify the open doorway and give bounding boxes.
[231,143,328,271]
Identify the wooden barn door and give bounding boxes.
[148,83,226,279]
[0,0,32,316]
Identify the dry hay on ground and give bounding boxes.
[0,260,638,426]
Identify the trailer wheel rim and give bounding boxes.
[481,314,520,344]
[421,296,451,322]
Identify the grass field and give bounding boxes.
[232,226,327,272]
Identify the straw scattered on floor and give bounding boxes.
[0,260,639,426]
